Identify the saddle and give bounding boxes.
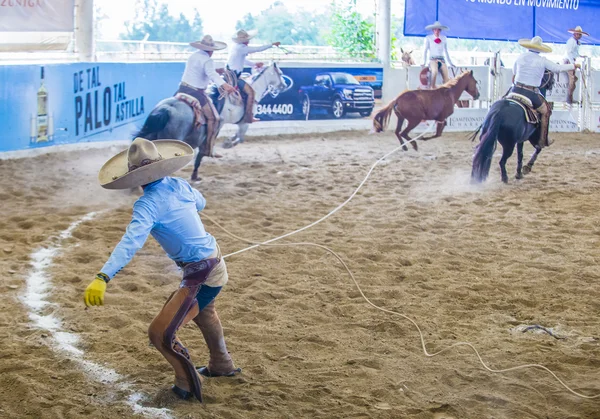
[506,93,539,125]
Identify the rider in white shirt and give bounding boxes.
[422,21,455,88]
[563,26,589,105]
[511,36,579,147]
[227,29,280,123]
[178,35,235,157]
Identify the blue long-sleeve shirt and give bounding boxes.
[101,177,216,279]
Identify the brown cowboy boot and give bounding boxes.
[566,70,576,105]
[242,83,259,123]
[193,301,240,377]
[535,103,553,147]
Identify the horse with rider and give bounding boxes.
[472,33,583,183]
[135,31,286,180]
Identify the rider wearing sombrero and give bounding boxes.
[422,21,456,89]
[511,36,579,147]
[227,29,280,123]
[177,35,236,157]
[563,26,589,105]
[84,138,241,401]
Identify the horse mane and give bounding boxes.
[440,71,470,88]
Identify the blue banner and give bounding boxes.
[404,0,600,45]
[0,62,382,152]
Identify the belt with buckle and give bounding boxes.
[180,82,205,91]
[515,82,537,91]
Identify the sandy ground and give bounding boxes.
[1,130,599,419]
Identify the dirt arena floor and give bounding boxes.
[1,130,599,419]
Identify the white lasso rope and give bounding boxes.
[203,124,600,400]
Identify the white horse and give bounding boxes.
[135,63,289,180]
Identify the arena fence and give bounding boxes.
[0,51,598,155]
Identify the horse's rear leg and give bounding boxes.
[422,120,447,141]
[393,112,408,151]
[499,143,515,184]
[523,144,542,175]
[400,119,421,151]
[516,142,524,179]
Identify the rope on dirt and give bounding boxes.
[202,124,600,400]
[221,124,434,259]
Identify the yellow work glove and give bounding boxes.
[84,274,109,307]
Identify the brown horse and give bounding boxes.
[372,71,480,151]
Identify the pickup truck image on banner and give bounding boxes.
[254,65,382,121]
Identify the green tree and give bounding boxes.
[235,1,329,45]
[328,0,376,60]
[120,0,203,42]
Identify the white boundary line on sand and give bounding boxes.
[22,212,173,419]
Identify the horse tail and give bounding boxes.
[467,124,483,142]
[471,103,503,183]
[371,100,396,133]
[134,106,171,140]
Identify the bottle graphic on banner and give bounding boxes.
[36,66,49,142]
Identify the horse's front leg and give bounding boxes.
[233,123,249,147]
[515,142,524,179]
[422,120,446,141]
[523,144,542,175]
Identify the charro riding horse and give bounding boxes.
[372,70,480,151]
[471,70,555,183]
[135,63,288,180]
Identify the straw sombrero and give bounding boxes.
[568,26,589,36]
[232,29,258,44]
[425,21,449,31]
[518,36,552,53]
[190,35,227,51]
[98,138,194,190]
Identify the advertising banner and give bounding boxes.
[544,71,581,103]
[0,62,182,152]
[549,109,579,131]
[404,0,600,45]
[258,65,382,121]
[0,62,383,152]
[0,0,75,32]
[592,110,600,132]
[591,70,600,103]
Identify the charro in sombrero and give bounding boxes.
[232,29,258,44]
[190,35,227,51]
[98,137,194,189]
[568,26,589,36]
[87,137,241,402]
[425,21,448,31]
[518,36,552,53]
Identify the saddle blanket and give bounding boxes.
[506,93,539,125]
[174,93,206,129]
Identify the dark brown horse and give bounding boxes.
[372,71,480,151]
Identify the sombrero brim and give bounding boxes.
[425,24,448,31]
[232,29,258,43]
[189,40,227,51]
[518,39,553,53]
[98,140,194,190]
[568,29,589,36]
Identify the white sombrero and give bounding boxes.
[518,36,552,53]
[568,26,589,36]
[425,21,448,31]
[98,138,194,190]
[232,29,258,44]
[190,35,227,51]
